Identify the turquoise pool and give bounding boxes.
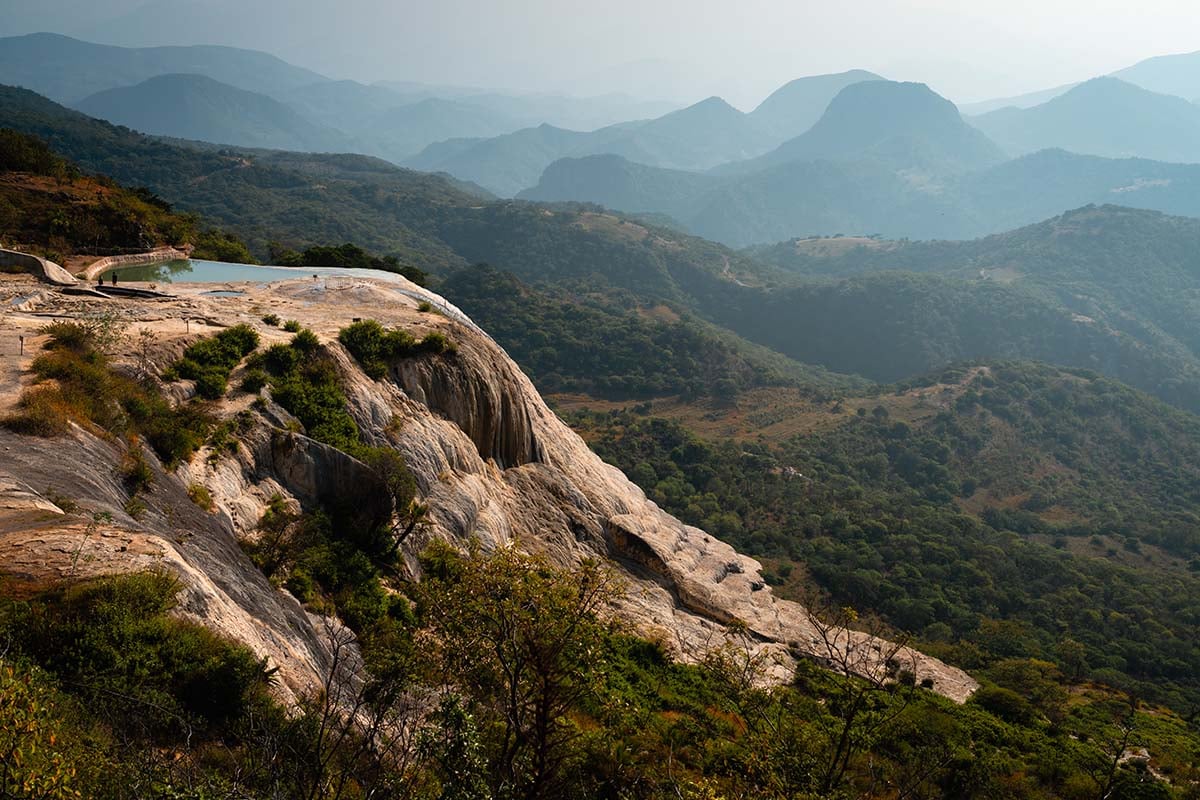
[100,259,326,284]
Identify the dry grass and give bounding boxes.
[2,384,75,436]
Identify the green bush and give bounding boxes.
[290,328,320,353]
[283,320,302,333]
[254,336,361,453]
[172,325,260,399]
[338,319,451,380]
[261,313,281,327]
[192,228,257,264]
[0,572,271,735]
[239,368,268,394]
[188,483,214,511]
[3,324,213,466]
[118,443,153,494]
[419,331,455,355]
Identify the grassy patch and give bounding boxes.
[3,322,214,467]
[187,483,214,511]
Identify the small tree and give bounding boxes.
[417,542,620,800]
[360,447,428,560]
[804,602,921,796]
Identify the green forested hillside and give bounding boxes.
[0,128,254,263]
[0,32,329,104]
[739,206,1200,410]
[0,84,776,304]
[0,84,474,269]
[441,264,860,399]
[702,269,1200,413]
[572,361,1200,712]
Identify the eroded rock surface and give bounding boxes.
[0,273,978,702]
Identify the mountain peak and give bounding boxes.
[750,69,885,137]
[731,80,1004,174]
[669,95,742,119]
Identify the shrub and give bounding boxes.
[130,396,213,468]
[338,319,451,379]
[419,331,455,355]
[118,441,153,494]
[0,572,272,735]
[172,325,260,400]
[257,337,361,453]
[4,318,214,467]
[969,684,1036,725]
[261,313,281,327]
[290,328,320,354]
[240,368,268,394]
[188,483,214,511]
[282,320,302,333]
[191,365,229,399]
[417,301,433,313]
[123,496,147,519]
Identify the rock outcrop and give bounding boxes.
[0,273,979,703]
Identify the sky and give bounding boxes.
[2,0,1200,107]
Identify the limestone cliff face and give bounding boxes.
[0,274,978,703]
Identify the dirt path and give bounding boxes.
[720,255,752,287]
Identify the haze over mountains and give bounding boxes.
[972,78,1200,163]
[74,73,357,153]
[8,30,1200,247]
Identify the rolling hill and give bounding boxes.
[960,48,1200,115]
[738,204,1200,409]
[404,124,641,198]
[523,138,1200,247]
[407,73,901,197]
[0,83,784,303]
[972,77,1200,163]
[73,73,357,153]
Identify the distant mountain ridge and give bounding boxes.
[961,48,1200,114]
[522,145,1200,246]
[718,80,1005,176]
[73,73,357,153]
[0,32,328,103]
[973,77,1200,163]
[406,73,887,195]
[748,69,883,137]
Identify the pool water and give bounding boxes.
[100,259,311,284]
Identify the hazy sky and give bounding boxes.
[3,0,1200,106]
